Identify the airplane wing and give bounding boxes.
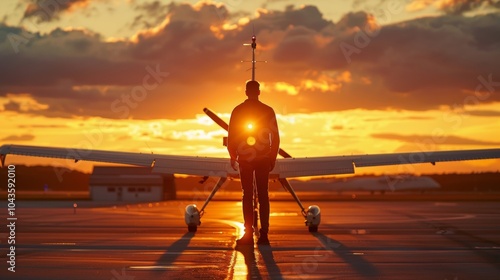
[0,144,238,177]
[290,176,441,192]
[274,149,500,178]
[1,144,499,178]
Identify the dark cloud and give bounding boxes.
[397,0,500,15]
[319,12,500,110]
[273,26,319,64]
[336,11,373,31]
[372,133,500,146]
[1,134,36,141]
[465,109,500,117]
[1,3,499,119]
[130,1,171,29]
[438,0,500,15]
[3,100,21,111]
[22,0,90,23]
[17,124,68,128]
[282,5,330,31]
[0,25,149,87]
[364,116,434,122]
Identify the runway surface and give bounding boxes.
[1,199,500,279]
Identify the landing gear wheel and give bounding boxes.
[308,226,318,233]
[188,225,197,232]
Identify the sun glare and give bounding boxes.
[246,136,256,146]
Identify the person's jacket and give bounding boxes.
[228,99,280,163]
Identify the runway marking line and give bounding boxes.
[323,214,476,225]
[41,243,76,245]
[129,265,220,270]
[270,212,298,217]
[91,206,247,279]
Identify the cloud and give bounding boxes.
[22,0,91,23]
[407,0,500,14]
[1,94,49,112]
[3,100,21,111]
[1,3,500,120]
[364,115,434,122]
[1,134,36,141]
[465,109,500,117]
[130,1,171,29]
[440,0,500,14]
[372,133,500,146]
[324,12,500,110]
[17,124,68,128]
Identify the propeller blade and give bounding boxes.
[203,107,228,131]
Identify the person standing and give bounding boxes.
[227,80,280,246]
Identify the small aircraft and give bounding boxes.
[1,35,500,233]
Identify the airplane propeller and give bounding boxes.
[203,107,293,159]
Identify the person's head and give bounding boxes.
[245,80,260,97]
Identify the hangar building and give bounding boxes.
[89,166,176,202]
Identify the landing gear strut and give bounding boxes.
[279,178,321,232]
[184,177,227,233]
[184,176,321,233]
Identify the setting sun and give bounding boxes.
[0,0,499,175]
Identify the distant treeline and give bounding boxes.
[0,165,499,192]
[0,165,89,191]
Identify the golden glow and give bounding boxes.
[222,23,238,31]
[365,13,380,32]
[246,136,256,146]
[303,79,333,92]
[339,71,352,83]
[67,0,90,12]
[0,1,498,180]
[274,82,298,96]
[246,123,256,145]
[238,17,250,26]
[406,0,437,12]
[71,85,110,94]
[105,36,127,43]
[130,15,171,42]
[273,71,352,95]
[2,102,500,176]
[209,25,224,39]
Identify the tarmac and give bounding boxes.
[1,198,500,279]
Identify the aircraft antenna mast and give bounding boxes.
[251,35,256,81]
[242,32,266,81]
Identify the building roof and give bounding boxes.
[90,166,163,186]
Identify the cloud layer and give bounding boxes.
[22,0,91,23]
[1,2,499,119]
[408,0,500,14]
[372,133,500,146]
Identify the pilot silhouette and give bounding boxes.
[228,80,280,246]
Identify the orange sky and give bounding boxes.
[1,1,499,176]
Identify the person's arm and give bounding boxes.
[227,109,239,170]
[269,108,280,170]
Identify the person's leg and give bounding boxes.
[254,159,270,236]
[239,161,255,234]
